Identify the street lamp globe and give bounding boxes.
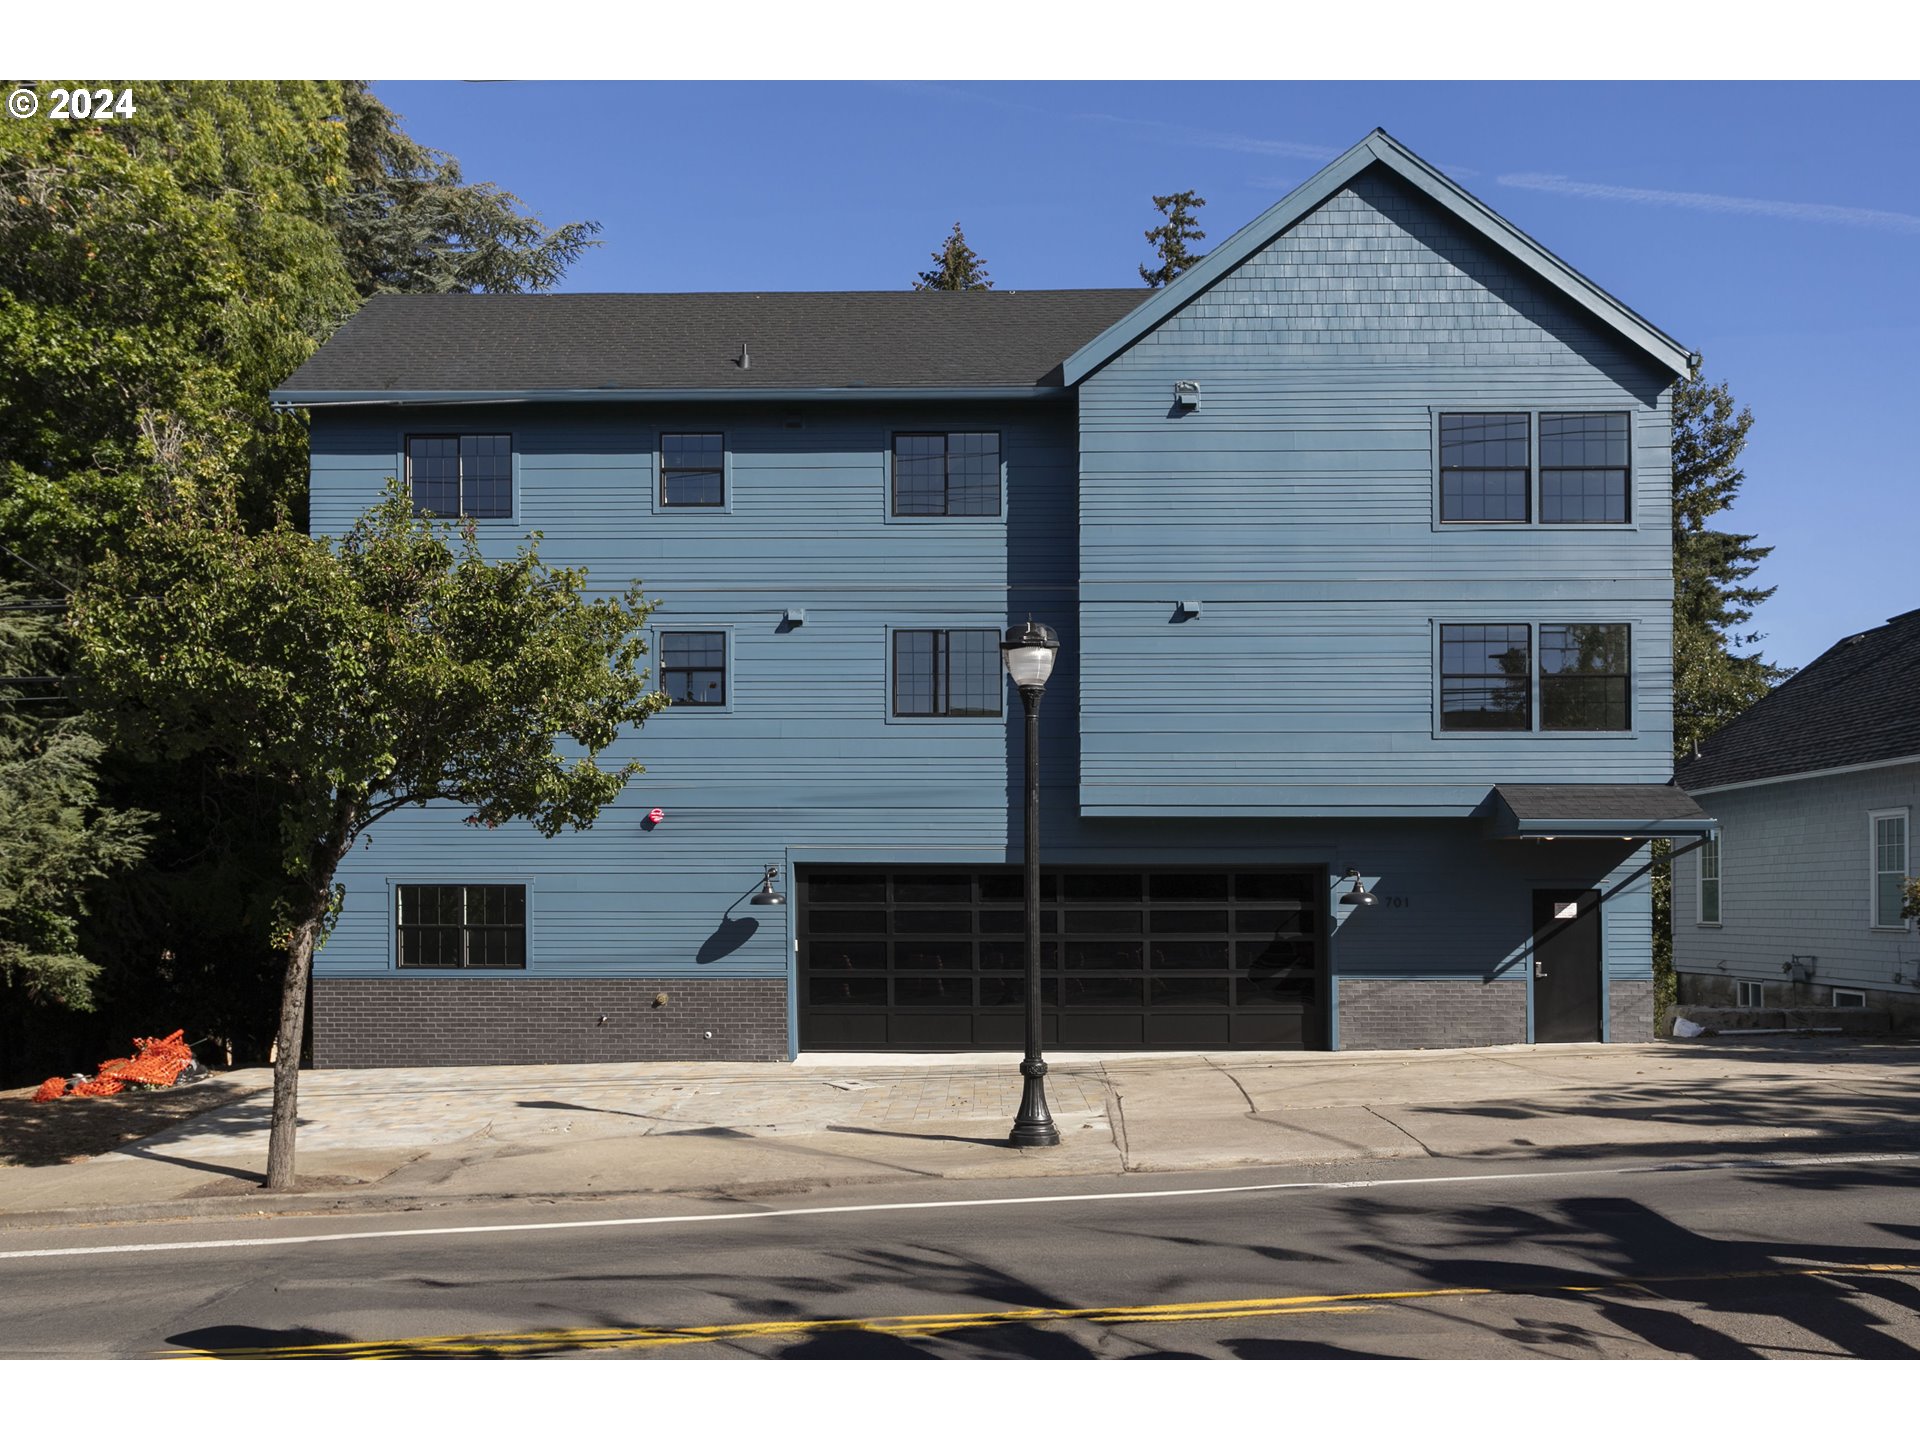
[1002,620,1060,690]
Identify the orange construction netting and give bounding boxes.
[30,1030,196,1102]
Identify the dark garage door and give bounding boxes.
[798,866,1325,1051]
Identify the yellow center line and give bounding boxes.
[166,1259,1920,1359]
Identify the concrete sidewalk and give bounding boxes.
[4,1036,1919,1226]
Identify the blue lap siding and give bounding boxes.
[298,139,1683,1063]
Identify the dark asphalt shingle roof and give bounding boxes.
[275,290,1149,395]
[1492,784,1710,823]
[1676,608,1920,792]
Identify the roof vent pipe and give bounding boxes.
[738,343,750,370]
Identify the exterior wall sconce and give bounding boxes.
[1173,379,1202,411]
[1339,868,1376,907]
[750,864,786,906]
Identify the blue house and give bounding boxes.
[272,130,1714,1066]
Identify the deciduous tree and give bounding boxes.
[72,484,664,1187]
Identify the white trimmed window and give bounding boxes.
[1736,980,1763,1008]
[1870,809,1910,929]
[1697,833,1721,926]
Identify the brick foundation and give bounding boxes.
[1337,978,1526,1050]
[311,978,789,1068]
[1607,980,1655,1043]
[1678,972,1920,1033]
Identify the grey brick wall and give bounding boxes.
[1338,979,1526,1050]
[312,978,788,1068]
[1608,980,1655,1042]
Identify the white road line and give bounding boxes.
[3,1151,1917,1263]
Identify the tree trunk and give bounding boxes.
[263,818,355,1192]
[263,901,325,1190]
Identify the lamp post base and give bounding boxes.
[1008,1058,1060,1147]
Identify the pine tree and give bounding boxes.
[1652,361,1785,1026]
[1670,365,1788,759]
[1140,190,1207,287]
[913,223,992,291]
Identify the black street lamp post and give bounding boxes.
[1002,619,1061,1148]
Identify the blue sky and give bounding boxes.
[375,80,1918,672]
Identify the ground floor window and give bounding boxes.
[1736,979,1763,1008]
[1832,989,1868,1009]
[397,884,527,969]
[1870,809,1909,929]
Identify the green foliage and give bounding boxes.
[1654,365,1784,1027]
[913,222,992,291]
[0,82,357,568]
[0,583,149,1009]
[0,81,603,1080]
[71,482,666,887]
[1903,877,1920,923]
[1140,190,1206,288]
[331,83,601,296]
[0,81,602,575]
[1671,365,1789,759]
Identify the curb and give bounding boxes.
[10,1124,1920,1235]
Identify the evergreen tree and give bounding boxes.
[1652,362,1785,1025]
[1670,366,1788,758]
[1140,190,1207,287]
[913,222,992,291]
[0,583,148,1015]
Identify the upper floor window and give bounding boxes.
[661,433,724,507]
[1871,809,1910,929]
[397,883,527,969]
[893,629,1002,717]
[1439,622,1632,733]
[1439,414,1530,523]
[1439,624,1531,730]
[661,631,727,707]
[1697,833,1721,925]
[1541,413,1630,524]
[893,432,1001,517]
[1539,624,1631,731]
[1438,411,1632,527]
[407,435,512,518]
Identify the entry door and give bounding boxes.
[1531,889,1602,1043]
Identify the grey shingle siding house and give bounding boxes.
[1674,608,1920,1026]
[275,129,1714,1067]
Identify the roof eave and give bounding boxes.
[267,385,1073,411]
[1061,128,1694,387]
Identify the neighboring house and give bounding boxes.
[271,129,1713,1067]
[1674,609,1920,1027]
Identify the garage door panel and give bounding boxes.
[798,866,1325,1052]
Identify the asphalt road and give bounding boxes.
[3,1150,1918,1359]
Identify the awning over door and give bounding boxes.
[1486,784,1717,840]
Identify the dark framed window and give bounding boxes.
[396,884,526,969]
[892,433,1001,517]
[1541,413,1630,524]
[406,435,512,518]
[1439,413,1530,523]
[1540,623,1631,730]
[660,433,724,507]
[661,631,727,707]
[1439,624,1532,731]
[892,629,1002,717]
